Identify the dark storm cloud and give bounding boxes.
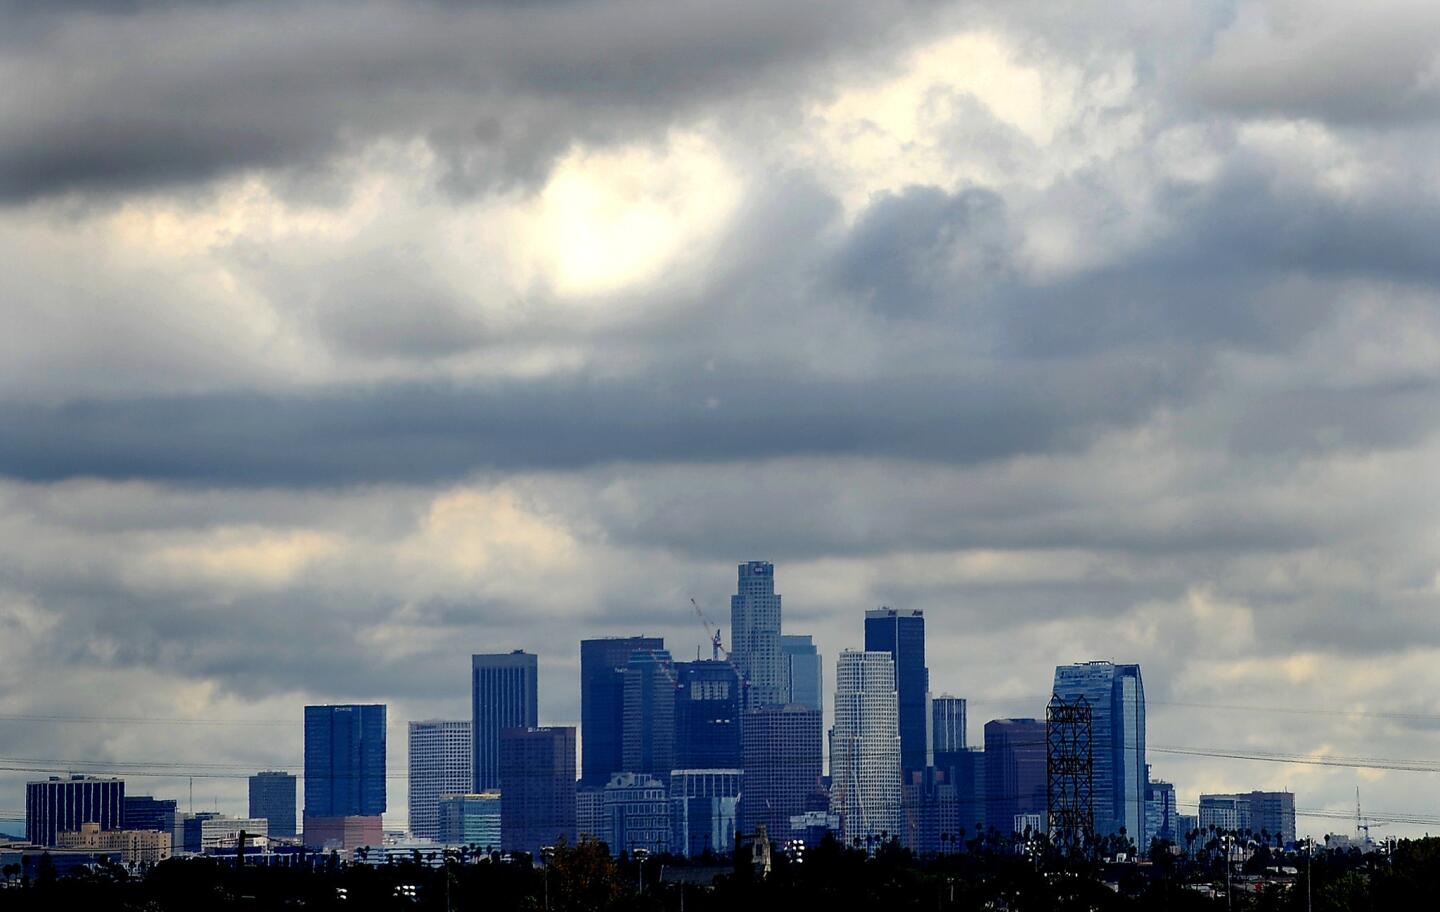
[0,358,1180,486]
[0,0,934,202]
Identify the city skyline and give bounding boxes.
[0,586,1421,842]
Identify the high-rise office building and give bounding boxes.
[1145,775,1178,849]
[933,747,986,836]
[740,704,823,842]
[580,637,664,787]
[122,795,177,836]
[26,776,124,847]
[437,793,501,850]
[983,719,1046,834]
[932,695,966,752]
[473,651,539,792]
[408,720,473,841]
[730,561,784,709]
[864,608,929,780]
[621,648,676,779]
[781,635,823,712]
[669,769,741,858]
[603,772,671,856]
[1051,661,1146,842]
[830,650,903,845]
[303,703,386,849]
[248,771,297,839]
[1198,792,1296,845]
[674,660,741,770]
[499,726,577,856]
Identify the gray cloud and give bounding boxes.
[0,0,933,202]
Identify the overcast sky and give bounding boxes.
[3,0,1440,837]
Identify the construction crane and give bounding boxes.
[688,597,752,700]
[690,598,727,661]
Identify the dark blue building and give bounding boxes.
[864,607,929,780]
[472,651,539,791]
[674,660,741,769]
[622,648,676,779]
[122,795,177,834]
[303,704,386,819]
[580,637,663,786]
[249,770,297,838]
[26,776,124,847]
[983,719,1046,835]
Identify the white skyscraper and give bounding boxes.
[408,720,473,840]
[830,650,902,847]
[730,561,785,710]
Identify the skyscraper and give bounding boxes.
[864,608,929,780]
[1051,661,1146,842]
[983,719,1046,834]
[248,771,297,839]
[472,651,539,792]
[622,647,676,779]
[740,704,823,842]
[408,720,473,841]
[580,636,664,787]
[674,660,741,769]
[26,776,124,847]
[1145,775,1177,849]
[603,772,671,855]
[932,695,966,752]
[437,792,501,850]
[830,650,903,846]
[730,561,784,709]
[499,726,577,856]
[781,634,823,712]
[303,704,386,818]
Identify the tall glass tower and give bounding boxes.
[830,650,902,846]
[472,651,539,791]
[781,634,823,712]
[1050,661,1146,843]
[730,561,784,710]
[864,608,929,779]
[621,647,676,779]
[580,637,663,786]
[303,704,386,819]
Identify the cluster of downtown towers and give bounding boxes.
[310,562,1156,858]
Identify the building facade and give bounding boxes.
[248,771,297,840]
[576,787,606,840]
[57,821,172,866]
[932,695,967,752]
[407,720,473,841]
[122,795,178,850]
[830,650,903,846]
[1051,662,1146,843]
[781,635,823,712]
[1197,792,1296,845]
[437,792,501,850]
[603,772,671,856]
[26,776,125,847]
[669,768,741,858]
[1145,775,1178,849]
[580,637,664,787]
[674,660,741,770]
[621,648,676,779]
[472,651,539,792]
[730,561,785,710]
[303,704,386,848]
[864,608,930,780]
[983,719,1047,835]
[739,704,823,842]
[499,726,577,856]
[183,815,269,853]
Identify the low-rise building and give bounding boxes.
[56,822,172,866]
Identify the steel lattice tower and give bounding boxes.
[1047,694,1094,854]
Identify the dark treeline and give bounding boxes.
[5,835,1440,911]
